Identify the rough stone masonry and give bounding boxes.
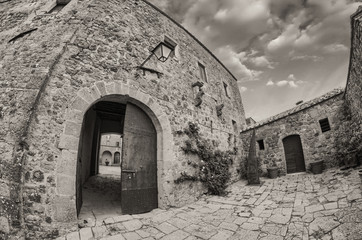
[0,0,245,239]
[0,1,361,240]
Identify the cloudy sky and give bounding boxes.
[148,0,361,121]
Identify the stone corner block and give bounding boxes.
[57,174,76,196]
[57,150,77,176]
[58,134,79,151]
[54,196,77,222]
[63,121,82,137]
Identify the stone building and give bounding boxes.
[0,0,361,239]
[99,134,122,166]
[240,89,345,176]
[0,0,245,238]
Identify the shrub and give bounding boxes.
[175,122,234,195]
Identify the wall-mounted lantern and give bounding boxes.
[152,42,174,62]
[138,41,175,77]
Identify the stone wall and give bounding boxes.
[344,6,362,155]
[0,0,245,238]
[240,90,345,176]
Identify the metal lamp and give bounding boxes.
[152,42,174,62]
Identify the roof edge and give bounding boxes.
[241,89,344,133]
[141,0,238,81]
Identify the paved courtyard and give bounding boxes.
[60,167,362,240]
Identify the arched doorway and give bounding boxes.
[101,151,112,165]
[76,100,158,217]
[114,152,120,164]
[282,135,306,173]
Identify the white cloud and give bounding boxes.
[266,79,275,86]
[287,74,296,81]
[275,74,302,88]
[266,0,360,60]
[290,55,323,62]
[239,86,248,93]
[250,56,274,69]
[323,43,349,53]
[276,80,289,87]
[214,8,229,21]
[289,81,298,88]
[182,0,271,51]
[214,45,262,81]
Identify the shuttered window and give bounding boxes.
[257,140,265,150]
[319,118,331,132]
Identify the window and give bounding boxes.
[198,62,207,82]
[257,140,265,150]
[49,0,71,14]
[223,82,230,98]
[319,118,331,132]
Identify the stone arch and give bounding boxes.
[101,150,112,165]
[55,81,173,222]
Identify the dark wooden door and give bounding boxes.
[283,135,306,173]
[121,103,157,214]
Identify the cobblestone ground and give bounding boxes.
[59,168,362,240]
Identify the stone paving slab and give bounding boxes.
[60,168,362,240]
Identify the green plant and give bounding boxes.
[174,122,235,195]
[174,171,198,184]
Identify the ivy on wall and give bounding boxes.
[174,122,235,195]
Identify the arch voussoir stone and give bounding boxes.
[95,81,107,97]
[78,88,97,104]
[71,96,90,114]
[105,82,116,95]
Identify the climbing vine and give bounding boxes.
[175,122,235,195]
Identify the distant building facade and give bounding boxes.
[99,134,122,166]
[240,89,347,176]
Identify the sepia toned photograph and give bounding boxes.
[0,0,361,239]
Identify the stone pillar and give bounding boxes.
[247,129,260,185]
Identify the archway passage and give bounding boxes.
[101,150,112,165]
[76,100,158,219]
[282,135,306,174]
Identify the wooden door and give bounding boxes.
[121,103,157,214]
[283,135,306,173]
